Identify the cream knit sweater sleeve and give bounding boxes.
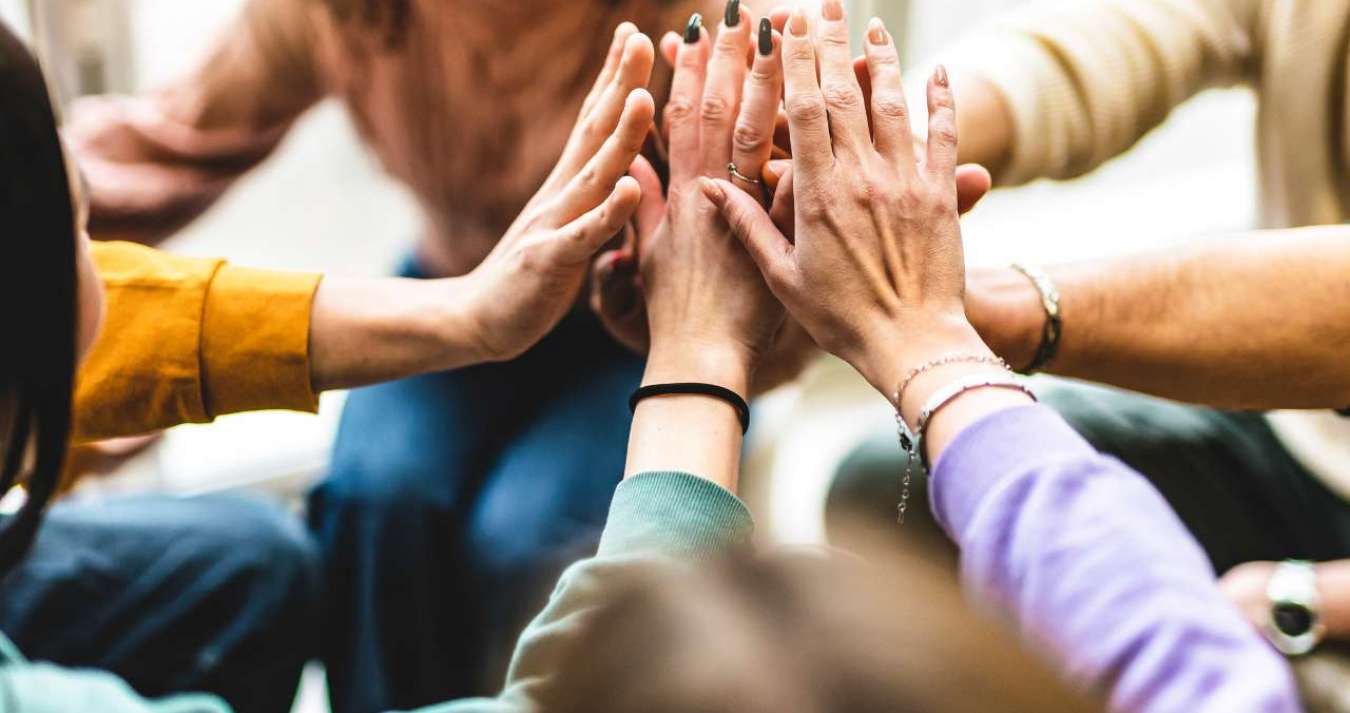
[949,0,1262,185]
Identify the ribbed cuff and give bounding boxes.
[930,405,1096,542]
[200,265,322,417]
[598,472,754,560]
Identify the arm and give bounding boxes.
[943,0,1258,184]
[711,7,1299,710]
[968,226,1350,409]
[74,26,661,443]
[65,0,325,244]
[1223,559,1350,642]
[929,406,1300,713]
[415,16,784,710]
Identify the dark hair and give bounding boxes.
[542,529,1103,713]
[0,21,77,574]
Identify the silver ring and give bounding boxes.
[727,162,762,185]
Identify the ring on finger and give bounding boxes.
[727,162,763,185]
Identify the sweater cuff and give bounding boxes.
[930,405,1096,542]
[200,265,322,417]
[598,472,754,560]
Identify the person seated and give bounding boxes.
[63,3,772,707]
[0,19,654,713]
[830,0,1350,625]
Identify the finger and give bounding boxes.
[955,163,993,215]
[700,1,755,175]
[555,90,656,223]
[628,154,666,236]
[666,13,710,184]
[557,176,643,262]
[701,177,796,289]
[769,7,791,33]
[559,33,655,177]
[816,0,871,157]
[768,166,796,242]
[659,31,681,68]
[854,56,873,134]
[861,19,914,164]
[589,250,647,347]
[579,23,639,120]
[762,158,790,192]
[925,65,958,180]
[780,8,832,175]
[730,20,783,197]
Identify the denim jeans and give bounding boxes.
[0,494,323,713]
[311,258,645,713]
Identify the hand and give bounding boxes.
[1220,561,1279,632]
[706,7,988,399]
[456,25,656,362]
[964,266,1046,372]
[630,10,787,395]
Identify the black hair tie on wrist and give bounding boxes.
[629,383,751,434]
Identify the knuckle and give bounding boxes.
[872,94,909,122]
[822,83,862,110]
[785,95,827,124]
[929,123,958,146]
[663,98,698,126]
[733,122,767,154]
[700,94,733,125]
[820,32,850,49]
[785,43,815,63]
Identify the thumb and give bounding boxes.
[955,163,993,215]
[629,154,666,236]
[701,177,794,286]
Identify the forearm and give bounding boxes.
[932,407,1301,712]
[971,227,1350,410]
[952,72,1014,180]
[624,341,753,492]
[308,277,490,392]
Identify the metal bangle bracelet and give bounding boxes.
[1010,263,1063,373]
[913,375,1038,470]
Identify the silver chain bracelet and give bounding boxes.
[892,354,1009,524]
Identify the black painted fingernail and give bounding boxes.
[684,13,702,43]
[725,0,741,27]
[758,17,772,56]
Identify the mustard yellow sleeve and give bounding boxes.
[74,242,322,443]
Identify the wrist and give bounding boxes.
[855,311,993,401]
[431,276,501,367]
[965,267,1044,372]
[645,336,756,398]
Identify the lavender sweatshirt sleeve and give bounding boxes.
[930,405,1302,713]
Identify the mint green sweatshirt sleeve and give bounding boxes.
[410,471,754,713]
[0,661,231,713]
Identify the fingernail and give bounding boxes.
[724,0,740,28]
[699,176,725,203]
[867,17,888,45]
[758,17,773,56]
[934,64,949,87]
[684,13,703,44]
[822,0,844,21]
[787,9,807,36]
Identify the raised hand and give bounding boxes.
[593,9,810,392]
[632,7,788,399]
[704,4,991,403]
[457,25,656,362]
